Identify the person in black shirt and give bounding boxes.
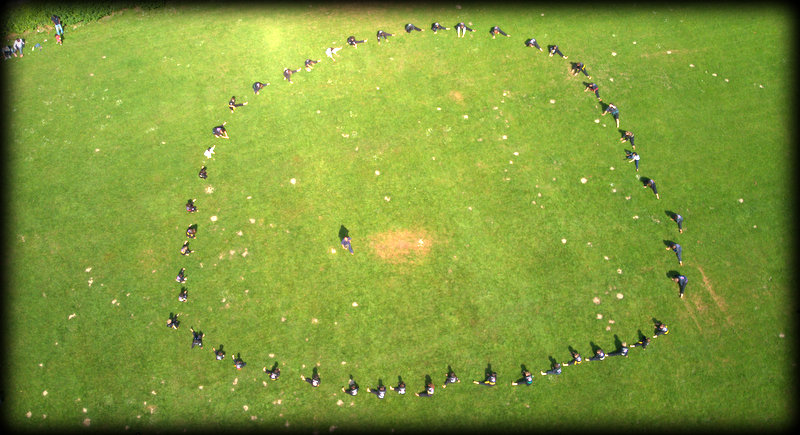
[180,241,193,256]
[166,313,180,329]
[653,322,670,338]
[548,44,567,58]
[228,96,247,113]
[376,30,394,43]
[405,23,423,33]
[212,346,225,360]
[264,362,281,380]
[585,83,601,101]
[175,268,187,283]
[607,342,629,357]
[347,36,367,48]
[198,166,207,179]
[190,327,204,348]
[390,377,406,394]
[368,384,387,399]
[490,26,510,38]
[511,369,533,386]
[563,350,583,366]
[619,130,635,149]
[442,367,460,388]
[431,22,449,33]
[630,336,651,349]
[525,38,543,51]
[186,224,197,239]
[540,362,562,376]
[455,22,474,38]
[178,287,188,302]
[342,377,359,396]
[252,81,268,94]
[283,67,301,84]
[301,369,321,387]
[415,381,435,397]
[304,58,320,71]
[185,199,197,213]
[571,62,591,78]
[473,371,497,386]
[212,122,229,139]
[232,353,246,369]
[588,348,606,362]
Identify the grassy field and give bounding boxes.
[3,3,793,432]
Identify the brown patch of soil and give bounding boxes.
[369,229,433,264]
[449,90,464,103]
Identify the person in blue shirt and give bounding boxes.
[602,103,620,128]
[666,242,682,266]
[525,38,543,51]
[405,23,423,33]
[673,274,688,298]
[671,212,684,233]
[455,22,474,38]
[341,236,354,254]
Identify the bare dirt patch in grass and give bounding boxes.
[369,229,434,264]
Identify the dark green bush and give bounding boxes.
[2,1,165,36]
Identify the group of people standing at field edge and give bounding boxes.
[166,18,686,396]
[3,14,64,60]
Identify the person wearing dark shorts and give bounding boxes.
[548,45,567,58]
[178,287,188,302]
[415,382,435,397]
[666,242,682,265]
[490,26,510,38]
[405,23,423,33]
[390,378,406,394]
[473,372,497,386]
[176,268,187,283]
[228,96,247,113]
[588,348,606,362]
[511,369,533,386]
[186,199,197,213]
[232,353,246,369]
[630,336,650,350]
[540,362,562,376]
[252,81,268,94]
[571,62,591,78]
[186,224,197,239]
[283,67,301,84]
[525,38,543,51]
[376,30,394,43]
[644,178,660,199]
[212,122,228,138]
[302,371,321,387]
[653,322,669,338]
[166,313,180,329]
[264,363,281,380]
[342,377,359,396]
[607,342,629,357]
[180,241,193,256]
[198,166,207,179]
[442,367,460,388]
[626,150,640,172]
[212,346,225,360]
[455,22,474,38]
[672,213,684,233]
[620,130,635,149]
[305,58,321,71]
[673,274,688,298]
[368,384,387,399]
[347,36,367,48]
[431,22,449,33]
[341,236,354,254]
[585,83,601,100]
[602,103,620,128]
[190,327,204,348]
[562,350,583,367]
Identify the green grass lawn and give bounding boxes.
[3,4,793,431]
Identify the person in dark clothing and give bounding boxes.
[368,384,387,399]
[585,82,601,100]
[186,224,197,239]
[185,199,197,213]
[283,67,301,84]
[442,367,460,388]
[540,362,562,376]
[390,377,406,394]
[180,241,193,256]
[405,23,424,33]
[644,178,660,200]
[166,313,180,329]
[376,30,394,43]
[511,368,533,386]
[198,166,207,179]
[415,381,435,397]
[228,96,247,113]
[588,348,606,362]
[571,62,591,78]
[178,287,188,302]
[525,38,543,51]
[630,336,651,349]
[666,242,682,265]
[190,327,204,348]
[175,268,187,283]
[232,353,246,369]
[673,274,688,298]
[212,122,229,139]
[304,58,321,71]
[342,377,359,396]
[607,342,629,357]
[455,22,474,38]
[489,26,510,38]
[301,370,321,387]
[51,15,63,35]
[473,371,497,386]
[212,346,225,360]
[346,36,367,48]
[562,350,583,366]
[602,102,620,128]
[548,44,567,58]
[431,22,449,33]
[620,130,635,149]
[252,81,269,94]
[264,363,281,380]
[653,322,670,338]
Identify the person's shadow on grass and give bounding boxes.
[338,225,349,241]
